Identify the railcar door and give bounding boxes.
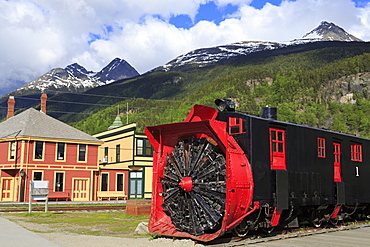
[269,128,286,170]
[333,142,346,204]
[333,142,342,182]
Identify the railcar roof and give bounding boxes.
[232,110,369,141]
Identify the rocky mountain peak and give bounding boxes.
[65,63,93,76]
[302,21,363,41]
[94,57,140,82]
[5,58,139,96]
[154,21,363,72]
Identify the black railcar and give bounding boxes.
[217,106,370,208]
[146,99,370,241]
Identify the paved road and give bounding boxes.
[0,217,60,247]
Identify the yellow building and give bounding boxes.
[93,117,153,200]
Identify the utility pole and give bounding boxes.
[126,102,129,124]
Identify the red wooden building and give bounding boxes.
[0,95,103,202]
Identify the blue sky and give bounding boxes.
[0,0,369,95]
[170,0,368,28]
[170,2,239,28]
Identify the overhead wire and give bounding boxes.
[42,89,183,102]
[0,89,194,120]
[6,95,185,110]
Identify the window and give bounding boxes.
[351,144,362,162]
[137,140,143,156]
[78,144,87,162]
[117,174,124,191]
[228,117,246,135]
[33,171,43,180]
[34,141,44,159]
[269,128,286,170]
[101,173,108,191]
[317,138,326,158]
[54,172,64,191]
[9,141,16,160]
[104,147,108,161]
[136,139,153,156]
[145,140,153,156]
[116,145,120,162]
[56,143,65,160]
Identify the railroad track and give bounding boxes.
[199,221,370,246]
[0,205,126,213]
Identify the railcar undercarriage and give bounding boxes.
[231,203,370,237]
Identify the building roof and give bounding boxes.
[93,122,136,140]
[108,115,124,130]
[0,108,102,143]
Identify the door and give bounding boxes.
[333,142,342,182]
[72,178,89,201]
[129,171,143,199]
[269,128,286,170]
[1,178,15,201]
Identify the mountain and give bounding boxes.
[66,41,370,137]
[7,58,139,96]
[94,58,140,83]
[154,21,363,71]
[0,58,139,119]
[156,41,289,71]
[302,21,363,41]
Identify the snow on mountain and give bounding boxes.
[14,66,99,94]
[12,58,139,95]
[155,21,363,72]
[156,40,312,71]
[302,21,363,42]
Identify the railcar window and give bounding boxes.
[228,117,246,135]
[317,138,326,158]
[351,144,362,162]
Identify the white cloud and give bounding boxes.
[0,0,369,95]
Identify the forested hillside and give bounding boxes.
[16,41,370,138]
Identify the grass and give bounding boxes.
[1,210,150,238]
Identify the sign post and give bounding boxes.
[29,181,49,213]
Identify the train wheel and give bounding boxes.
[311,219,323,228]
[160,137,227,236]
[259,218,275,234]
[232,219,249,237]
[310,209,324,228]
[330,218,339,226]
[261,226,275,234]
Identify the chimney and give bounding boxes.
[7,96,15,119]
[40,93,47,114]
